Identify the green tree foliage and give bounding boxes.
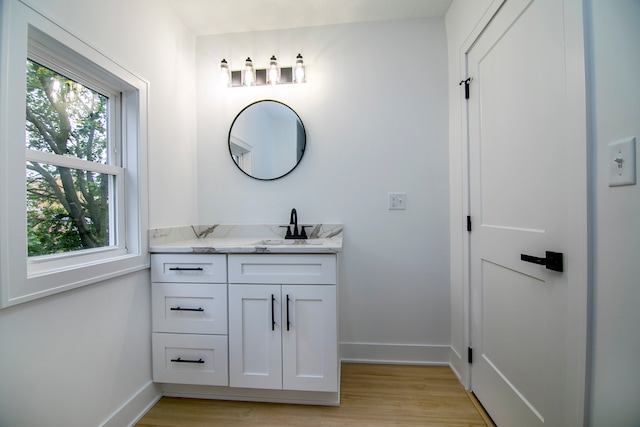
[25,60,110,256]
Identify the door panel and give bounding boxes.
[474,0,566,233]
[480,260,548,415]
[468,0,573,425]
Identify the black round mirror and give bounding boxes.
[228,100,306,180]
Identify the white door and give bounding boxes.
[282,285,338,392]
[467,0,586,425]
[228,284,282,389]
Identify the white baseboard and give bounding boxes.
[100,381,162,427]
[339,342,450,365]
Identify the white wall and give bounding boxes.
[196,18,451,362]
[0,0,197,425]
[586,1,640,425]
[0,272,153,426]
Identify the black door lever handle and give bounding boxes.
[521,251,564,272]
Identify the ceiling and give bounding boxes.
[167,0,453,36]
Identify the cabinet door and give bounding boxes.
[228,284,282,389]
[282,285,338,392]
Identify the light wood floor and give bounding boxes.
[136,363,494,426]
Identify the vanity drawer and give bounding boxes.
[228,254,336,284]
[151,254,227,283]
[152,283,227,334]
[152,333,228,386]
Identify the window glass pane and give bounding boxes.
[26,164,111,256]
[25,59,109,164]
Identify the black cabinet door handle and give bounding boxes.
[271,294,276,331]
[521,251,564,272]
[286,294,291,331]
[170,306,204,312]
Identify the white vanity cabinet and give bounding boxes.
[227,254,338,393]
[151,254,229,386]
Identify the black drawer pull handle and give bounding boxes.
[168,267,204,271]
[520,251,564,273]
[170,306,204,312]
[170,357,205,364]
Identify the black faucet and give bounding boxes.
[290,208,299,237]
[283,208,309,239]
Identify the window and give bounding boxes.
[230,137,253,174]
[0,2,149,307]
[25,59,119,259]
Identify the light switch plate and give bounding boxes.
[388,193,406,210]
[608,137,636,187]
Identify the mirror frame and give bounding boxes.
[228,99,306,181]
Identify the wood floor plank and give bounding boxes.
[136,363,490,426]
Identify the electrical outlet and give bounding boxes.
[388,193,406,210]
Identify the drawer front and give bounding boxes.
[151,254,227,283]
[152,283,227,334]
[152,333,228,386]
[228,254,336,285]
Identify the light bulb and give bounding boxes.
[294,53,305,84]
[267,55,280,85]
[220,59,231,87]
[242,57,255,86]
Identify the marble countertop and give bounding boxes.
[149,224,343,254]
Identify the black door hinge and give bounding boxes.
[468,347,473,364]
[459,77,472,99]
[467,215,472,232]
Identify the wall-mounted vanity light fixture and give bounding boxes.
[220,54,305,87]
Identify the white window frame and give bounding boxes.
[0,0,149,308]
[230,136,253,174]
